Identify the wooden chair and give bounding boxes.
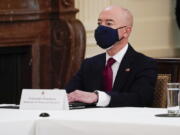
[152,74,171,108]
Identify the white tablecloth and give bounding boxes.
[0,107,180,135]
[36,107,180,135]
[0,109,42,135]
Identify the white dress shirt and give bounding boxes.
[96,44,129,107]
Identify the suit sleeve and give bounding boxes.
[65,60,85,93]
[108,59,157,107]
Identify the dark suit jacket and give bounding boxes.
[65,45,157,107]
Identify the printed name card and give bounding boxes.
[20,89,69,110]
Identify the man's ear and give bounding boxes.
[124,27,132,38]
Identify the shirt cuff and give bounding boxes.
[95,90,111,107]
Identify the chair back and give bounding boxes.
[152,74,171,108]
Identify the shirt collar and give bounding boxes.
[106,44,129,63]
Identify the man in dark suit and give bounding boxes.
[65,6,157,107]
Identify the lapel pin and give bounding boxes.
[125,68,131,72]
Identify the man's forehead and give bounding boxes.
[98,10,120,21]
[99,13,113,20]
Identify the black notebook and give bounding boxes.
[69,102,95,109]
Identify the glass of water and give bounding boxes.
[167,83,180,115]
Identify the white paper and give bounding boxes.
[20,89,69,110]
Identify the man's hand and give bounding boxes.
[67,90,98,104]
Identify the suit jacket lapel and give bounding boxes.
[113,45,135,91]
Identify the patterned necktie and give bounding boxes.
[102,58,116,91]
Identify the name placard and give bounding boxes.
[20,89,69,110]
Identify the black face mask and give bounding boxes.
[94,25,124,49]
